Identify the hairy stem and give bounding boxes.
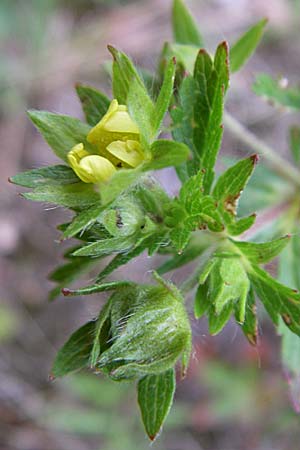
[224,112,300,188]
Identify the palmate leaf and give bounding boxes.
[193,42,229,191]
[28,110,93,162]
[172,0,203,47]
[138,369,176,441]
[9,165,80,188]
[76,84,110,126]
[230,18,267,73]
[253,74,300,110]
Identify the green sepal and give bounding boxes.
[72,235,136,257]
[27,110,93,162]
[61,280,136,297]
[22,183,100,209]
[62,204,107,239]
[9,165,80,188]
[51,321,96,378]
[235,286,258,346]
[144,139,190,171]
[75,83,110,126]
[138,369,176,441]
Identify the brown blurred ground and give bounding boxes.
[1,1,300,449]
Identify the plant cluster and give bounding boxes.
[10,0,300,439]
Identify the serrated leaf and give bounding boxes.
[23,183,100,208]
[63,204,107,239]
[213,155,257,213]
[28,110,92,162]
[172,0,203,46]
[249,265,300,336]
[76,84,110,126]
[152,58,176,135]
[193,42,229,191]
[51,321,95,377]
[253,74,300,110]
[231,235,291,264]
[9,165,80,188]
[145,139,190,170]
[62,280,135,297]
[108,45,146,105]
[230,18,267,73]
[289,126,300,165]
[138,368,175,441]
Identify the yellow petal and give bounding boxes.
[87,99,139,148]
[106,140,144,168]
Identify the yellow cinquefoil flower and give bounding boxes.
[68,143,116,184]
[87,99,141,167]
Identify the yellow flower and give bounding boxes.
[68,143,116,184]
[87,99,141,166]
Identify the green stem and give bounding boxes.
[224,112,300,188]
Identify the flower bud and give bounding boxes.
[97,284,191,381]
[100,198,145,237]
[87,100,140,162]
[68,143,116,183]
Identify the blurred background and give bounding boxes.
[1,0,300,449]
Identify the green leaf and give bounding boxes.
[249,265,300,336]
[152,58,176,135]
[62,280,136,297]
[62,204,106,239]
[213,155,257,213]
[209,302,233,335]
[289,126,300,165]
[76,84,110,126]
[253,74,300,110]
[235,286,258,345]
[72,235,135,257]
[230,18,267,73]
[231,235,291,264]
[193,42,229,191]
[172,0,203,46]
[194,281,209,319]
[9,165,80,188]
[28,110,92,162]
[51,321,95,378]
[226,214,256,236]
[145,139,190,170]
[23,183,100,208]
[108,45,146,104]
[138,368,176,441]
